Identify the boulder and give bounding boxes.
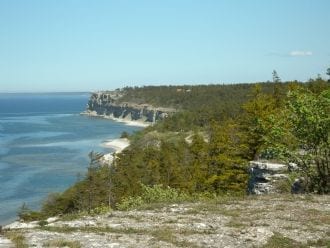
[248,161,290,194]
[291,178,306,194]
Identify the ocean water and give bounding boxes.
[0,93,140,225]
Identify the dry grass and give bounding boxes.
[4,231,28,248]
[43,239,81,248]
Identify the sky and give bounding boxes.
[0,0,329,92]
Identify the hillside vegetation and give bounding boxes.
[19,75,330,220]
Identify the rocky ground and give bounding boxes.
[1,194,329,248]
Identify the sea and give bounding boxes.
[0,93,140,225]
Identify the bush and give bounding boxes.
[120,131,129,138]
[117,184,189,210]
[38,220,48,227]
[17,203,44,221]
[89,203,111,215]
[117,196,144,211]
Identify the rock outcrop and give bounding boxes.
[248,161,297,194]
[3,195,330,247]
[83,91,176,124]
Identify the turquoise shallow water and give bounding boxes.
[0,93,140,225]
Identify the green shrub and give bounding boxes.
[89,203,111,215]
[17,203,44,221]
[190,191,217,201]
[117,184,189,210]
[38,220,48,227]
[117,196,144,211]
[120,131,130,138]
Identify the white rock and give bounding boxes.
[4,221,38,229]
[101,153,114,164]
[46,216,59,223]
[249,161,288,171]
[194,223,207,229]
[0,236,14,247]
[271,174,289,179]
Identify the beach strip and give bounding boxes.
[102,138,130,154]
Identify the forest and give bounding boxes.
[19,72,330,220]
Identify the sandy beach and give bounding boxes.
[99,138,130,165]
[81,110,147,165]
[102,138,130,153]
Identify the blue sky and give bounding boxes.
[0,0,329,92]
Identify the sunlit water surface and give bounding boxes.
[0,93,140,225]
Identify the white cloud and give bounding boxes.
[289,50,313,57]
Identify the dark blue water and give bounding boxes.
[0,93,140,225]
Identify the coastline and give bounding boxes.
[81,110,151,127]
[98,138,131,165]
[3,140,131,229]
[102,138,130,154]
[81,110,148,165]
[3,111,145,228]
[2,112,142,228]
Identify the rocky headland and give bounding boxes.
[82,91,176,125]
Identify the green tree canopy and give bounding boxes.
[265,87,329,193]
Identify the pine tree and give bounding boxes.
[272,70,281,83]
[240,85,276,160]
[206,120,248,193]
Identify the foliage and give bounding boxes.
[120,131,130,138]
[40,155,113,217]
[206,120,249,193]
[17,203,44,221]
[24,76,330,220]
[240,84,279,160]
[307,75,329,94]
[117,184,189,210]
[118,83,289,130]
[272,70,281,83]
[264,87,330,193]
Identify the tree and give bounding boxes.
[327,67,330,82]
[17,202,43,221]
[240,85,277,160]
[272,70,284,107]
[86,151,103,213]
[188,133,209,192]
[265,87,330,193]
[206,120,248,193]
[272,70,281,83]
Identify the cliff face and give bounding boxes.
[84,91,175,123]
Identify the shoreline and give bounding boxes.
[101,138,130,154]
[3,140,132,229]
[3,113,145,228]
[99,138,131,165]
[81,110,151,127]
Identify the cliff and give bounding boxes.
[83,91,176,124]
